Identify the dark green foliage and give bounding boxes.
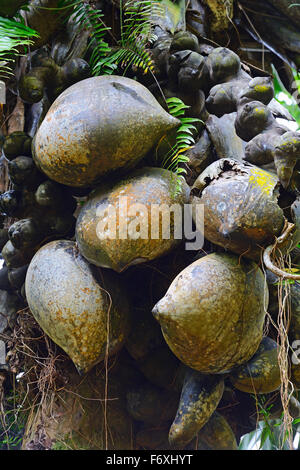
[0,16,39,79]
[158,96,201,194]
[59,0,161,76]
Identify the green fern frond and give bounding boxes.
[160,97,202,195]
[59,0,162,76]
[118,0,163,73]
[0,16,39,79]
[58,0,114,75]
[122,0,161,44]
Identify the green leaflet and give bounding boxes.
[272,64,300,130]
[160,97,202,196]
[59,0,162,76]
[0,16,39,79]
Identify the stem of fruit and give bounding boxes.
[263,219,300,280]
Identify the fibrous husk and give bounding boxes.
[25,240,131,374]
[33,76,180,187]
[21,358,136,450]
[191,158,284,260]
[76,167,190,272]
[169,369,224,448]
[152,252,268,374]
[229,337,281,394]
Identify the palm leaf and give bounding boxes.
[0,16,39,79]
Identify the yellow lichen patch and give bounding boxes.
[248,167,277,196]
[254,85,270,93]
[205,0,233,33]
[254,107,267,116]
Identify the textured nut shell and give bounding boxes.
[33,76,179,187]
[169,371,224,447]
[25,240,130,373]
[191,159,284,259]
[76,167,190,272]
[229,337,281,394]
[153,252,268,373]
